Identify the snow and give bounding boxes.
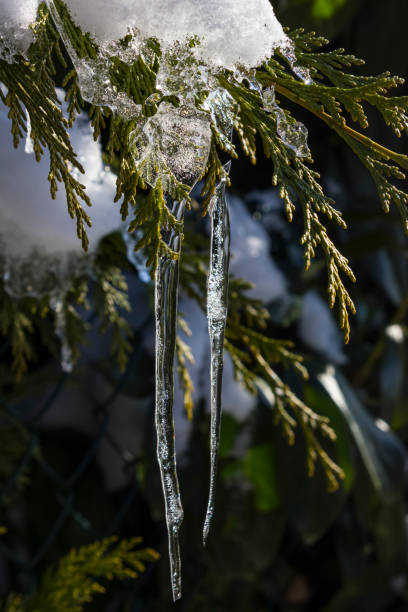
[62,0,288,69]
[228,196,288,303]
[298,291,347,365]
[0,1,39,60]
[0,90,121,257]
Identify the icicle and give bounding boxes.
[24,107,34,154]
[50,294,74,373]
[262,86,310,158]
[155,197,186,602]
[203,162,231,546]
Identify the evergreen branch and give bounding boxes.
[0,241,133,377]
[92,264,133,372]
[221,76,356,340]
[127,181,180,274]
[272,82,408,173]
[0,57,92,250]
[2,536,158,612]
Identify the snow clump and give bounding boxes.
[0,1,39,61]
[61,0,288,69]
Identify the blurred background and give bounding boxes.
[1,0,408,610]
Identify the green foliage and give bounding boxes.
[0,240,133,378]
[1,1,408,492]
[312,0,347,19]
[0,5,92,251]
[221,32,408,340]
[1,536,159,612]
[126,180,189,274]
[1,5,407,331]
[176,316,195,420]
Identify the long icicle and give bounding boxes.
[155,198,185,602]
[203,162,232,546]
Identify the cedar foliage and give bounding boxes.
[1,2,408,490]
[1,536,159,612]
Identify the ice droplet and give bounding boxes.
[279,40,313,85]
[155,197,186,602]
[262,86,310,158]
[203,161,231,546]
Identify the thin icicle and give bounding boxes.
[24,107,34,154]
[50,294,74,373]
[203,162,231,546]
[155,198,185,602]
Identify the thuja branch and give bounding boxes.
[274,82,408,173]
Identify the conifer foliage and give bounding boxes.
[1,2,408,490]
[2,537,159,611]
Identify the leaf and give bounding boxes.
[243,444,280,512]
[218,413,240,459]
[303,383,355,492]
[270,400,348,545]
[318,366,406,500]
[312,0,347,19]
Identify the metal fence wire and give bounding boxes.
[0,297,163,600]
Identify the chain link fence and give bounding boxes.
[0,292,165,603]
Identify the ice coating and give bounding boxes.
[263,86,310,158]
[62,0,288,69]
[130,103,212,187]
[0,1,39,61]
[45,0,142,119]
